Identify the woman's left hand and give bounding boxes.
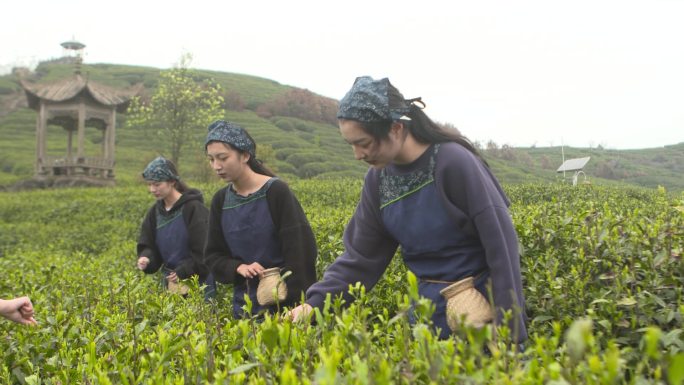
[236,262,265,279]
[166,272,179,283]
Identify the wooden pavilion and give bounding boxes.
[21,72,138,185]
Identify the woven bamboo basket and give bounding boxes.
[257,267,288,306]
[439,276,494,331]
[167,280,189,295]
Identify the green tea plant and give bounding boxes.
[1,181,682,384]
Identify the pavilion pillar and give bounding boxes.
[35,101,47,174]
[67,129,73,160]
[103,113,111,161]
[76,100,86,159]
[101,128,107,159]
[107,108,116,166]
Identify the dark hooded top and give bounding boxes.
[137,188,210,280]
[204,178,318,306]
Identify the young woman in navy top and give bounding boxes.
[203,120,317,318]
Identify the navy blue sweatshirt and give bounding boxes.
[305,142,527,342]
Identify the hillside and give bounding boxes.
[1,60,682,192]
[481,143,684,192]
[0,60,367,185]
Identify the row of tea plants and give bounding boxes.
[1,180,682,384]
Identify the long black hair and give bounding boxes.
[246,155,276,177]
[241,130,276,177]
[357,83,487,166]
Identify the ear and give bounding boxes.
[389,121,404,138]
[241,151,251,164]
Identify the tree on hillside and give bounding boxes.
[223,90,245,111]
[255,88,338,125]
[126,54,224,168]
[500,144,518,161]
[485,140,499,156]
[539,155,554,170]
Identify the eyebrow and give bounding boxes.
[207,151,229,157]
[346,137,372,145]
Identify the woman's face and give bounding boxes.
[147,180,175,200]
[206,142,248,183]
[339,119,403,169]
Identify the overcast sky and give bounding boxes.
[2,0,683,149]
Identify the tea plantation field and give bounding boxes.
[1,180,682,384]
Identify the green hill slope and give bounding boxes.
[1,60,682,192]
[0,61,366,185]
[482,143,684,192]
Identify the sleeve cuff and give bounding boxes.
[306,293,326,309]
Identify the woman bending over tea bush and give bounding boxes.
[291,77,527,342]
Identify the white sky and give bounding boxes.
[2,0,683,149]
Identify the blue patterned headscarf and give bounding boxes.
[337,76,413,122]
[204,120,256,157]
[142,156,179,182]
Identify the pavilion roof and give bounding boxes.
[21,74,141,112]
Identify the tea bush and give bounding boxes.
[1,181,682,384]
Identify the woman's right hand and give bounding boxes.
[236,262,265,279]
[288,303,313,322]
[137,256,150,270]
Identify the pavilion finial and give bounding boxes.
[60,40,86,75]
